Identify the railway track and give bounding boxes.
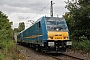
[61,53,84,60]
[17,45,85,60]
[48,53,84,60]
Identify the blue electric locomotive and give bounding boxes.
[17,16,72,53]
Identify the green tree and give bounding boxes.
[65,0,90,40]
[14,22,25,33]
[0,11,13,50]
[14,28,19,33]
[18,22,25,32]
[0,11,13,39]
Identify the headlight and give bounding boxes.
[66,41,72,45]
[48,42,54,46]
[48,36,53,39]
[64,37,68,39]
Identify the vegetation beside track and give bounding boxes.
[64,0,90,53]
[0,40,15,60]
[0,11,25,60]
[0,11,14,60]
[72,40,90,53]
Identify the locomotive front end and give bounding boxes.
[45,17,72,53]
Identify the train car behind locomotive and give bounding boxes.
[17,16,72,53]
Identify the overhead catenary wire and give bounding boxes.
[32,0,43,11]
[26,1,50,28]
[31,2,51,20]
[25,0,43,28]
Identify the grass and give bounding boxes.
[72,40,90,53]
[0,50,4,60]
[0,39,26,60]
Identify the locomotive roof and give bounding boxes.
[19,16,65,34]
[35,16,65,23]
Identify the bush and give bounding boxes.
[0,51,4,60]
[72,40,90,52]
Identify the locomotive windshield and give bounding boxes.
[46,17,68,31]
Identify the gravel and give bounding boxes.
[17,45,90,60]
[18,45,57,60]
[65,49,90,60]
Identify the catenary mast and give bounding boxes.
[50,1,54,17]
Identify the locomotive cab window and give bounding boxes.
[46,17,68,31]
[38,22,41,28]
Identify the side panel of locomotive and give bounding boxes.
[17,17,48,47]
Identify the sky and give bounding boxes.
[0,0,69,29]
